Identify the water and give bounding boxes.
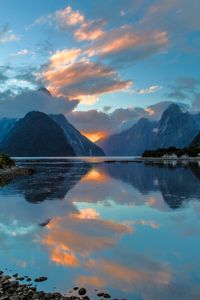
[0,158,200,300]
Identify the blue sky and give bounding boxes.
[0,0,200,140]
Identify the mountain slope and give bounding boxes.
[151,104,199,149]
[0,111,76,157]
[0,118,17,142]
[190,131,200,148]
[97,118,157,156]
[50,114,104,156]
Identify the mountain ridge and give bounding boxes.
[97,104,200,156]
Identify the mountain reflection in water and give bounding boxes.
[0,160,200,300]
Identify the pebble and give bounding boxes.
[103,294,111,298]
[78,288,87,296]
[34,276,48,282]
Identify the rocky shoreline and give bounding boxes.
[0,271,115,300]
[0,167,35,186]
[0,272,86,300]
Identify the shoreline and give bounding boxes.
[0,270,82,300]
[0,166,35,185]
[0,270,112,300]
[12,156,200,167]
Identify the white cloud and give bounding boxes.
[16,49,29,56]
[0,25,19,44]
[129,85,162,95]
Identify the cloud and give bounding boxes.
[67,106,150,137]
[39,50,132,104]
[41,211,132,267]
[34,6,84,30]
[49,48,81,67]
[130,85,162,95]
[192,94,200,111]
[74,20,105,41]
[33,5,105,43]
[0,24,19,44]
[133,220,160,229]
[67,100,189,138]
[55,6,85,28]
[16,49,29,56]
[0,89,78,118]
[166,77,200,103]
[141,0,200,33]
[139,0,200,53]
[77,257,170,292]
[87,26,168,66]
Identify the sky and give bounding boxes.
[0,0,200,141]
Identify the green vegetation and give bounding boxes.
[0,153,15,169]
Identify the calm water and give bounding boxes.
[1,158,200,300]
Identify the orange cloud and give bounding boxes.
[41,212,132,267]
[40,58,131,104]
[82,131,108,142]
[56,6,84,27]
[74,20,105,41]
[76,275,106,289]
[50,246,79,267]
[145,107,155,116]
[76,258,171,292]
[71,208,100,220]
[87,27,168,58]
[49,49,81,68]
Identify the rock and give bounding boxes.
[28,168,35,175]
[83,296,90,300]
[73,287,79,290]
[17,277,24,281]
[34,276,48,282]
[78,288,87,296]
[97,293,104,297]
[103,294,111,298]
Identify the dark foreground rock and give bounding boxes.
[0,272,83,300]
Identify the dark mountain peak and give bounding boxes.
[0,111,75,157]
[0,111,104,157]
[167,103,182,111]
[161,103,184,119]
[152,103,199,149]
[25,111,47,119]
[38,87,52,96]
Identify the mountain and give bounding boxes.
[151,104,199,149]
[97,118,156,156]
[0,111,76,157]
[0,118,17,142]
[192,112,200,128]
[97,104,200,156]
[50,114,104,156]
[105,162,200,208]
[190,131,200,148]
